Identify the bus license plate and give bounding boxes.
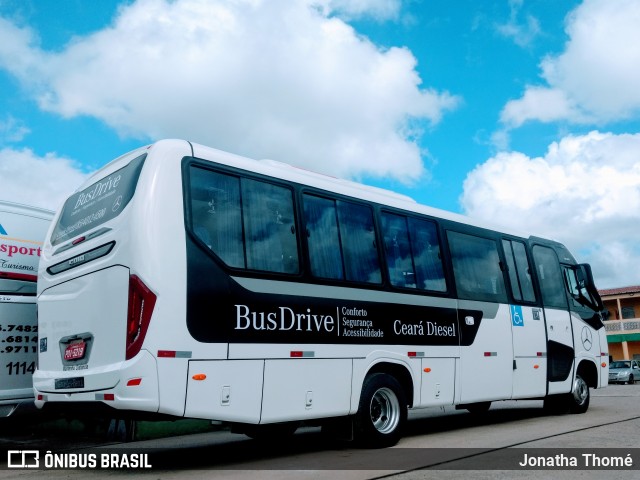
[64,341,86,361]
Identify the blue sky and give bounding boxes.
[1,0,640,288]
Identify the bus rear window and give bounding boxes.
[50,154,146,246]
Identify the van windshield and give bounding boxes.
[50,154,146,246]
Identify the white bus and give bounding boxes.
[34,139,607,447]
[0,200,53,417]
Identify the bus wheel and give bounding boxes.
[354,373,407,448]
[568,374,590,414]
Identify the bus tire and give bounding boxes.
[568,374,590,414]
[354,373,407,448]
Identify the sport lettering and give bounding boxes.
[0,244,42,257]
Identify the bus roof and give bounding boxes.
[0,199,54,219]
[188,140,533,240]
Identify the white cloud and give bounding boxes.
[0,148,88,211]
[0,115,30,143]
[0,0,459,183]
[461,131,640,288]
[500,0,640,127]
[323,0,402,22]
[495,0,541,48]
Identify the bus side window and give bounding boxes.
[303,195,344,280]
[303,194,381,284]
[381,213,416,288]
[448,231,507,303]
[408,217,446,292]
[532,246,567,309]
[242,179,299,274]
[189,167,245,268]
[337,202,381,284]
[502,239,536,303]
[380,213,446,292]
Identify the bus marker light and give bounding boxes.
[534,365,539,369]
[408,352,424,358]
[601,362,607,368]
[290,351,314,358]
[424,368,431,373]
[158,350,192,358]
[192,374,207,381]
[96,393,115,401]
[127,378,142,386]
[484,352,497,357]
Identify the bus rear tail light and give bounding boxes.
[126,275,157,360]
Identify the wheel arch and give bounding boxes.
[365,361,415,408]
[576,358,598,388]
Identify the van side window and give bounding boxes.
[448,231,507,303]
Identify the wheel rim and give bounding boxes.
[370,387,400,434]
[572,376,588,405]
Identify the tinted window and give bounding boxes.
[381,213,414,288]
[188,166,299,273]
[502,239,536,303]
[448,231,507,303]
[532,245,567,309]
[242,178,298,274]
[409,217,446,292]
[304,194,381,283]
[381,213,446,292]
[51,154,146,246]
[190,167,244,268]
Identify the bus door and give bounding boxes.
[563,265,606,387]
[448,231,513,403]
[502,240,546,399]
[531,245,574,395]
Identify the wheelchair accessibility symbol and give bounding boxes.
[510,305,524,327]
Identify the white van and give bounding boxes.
[0,200,53,417]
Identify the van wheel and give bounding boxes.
[354,373,407,448]
[568,374,590,414]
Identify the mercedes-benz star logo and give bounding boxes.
[581,326,593,351]
[112,195,123,212]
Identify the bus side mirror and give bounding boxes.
[575,263,603,312]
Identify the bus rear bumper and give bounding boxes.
[33,350,159,413]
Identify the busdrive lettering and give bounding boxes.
[235,304,335,333]
[74,174,122,210]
